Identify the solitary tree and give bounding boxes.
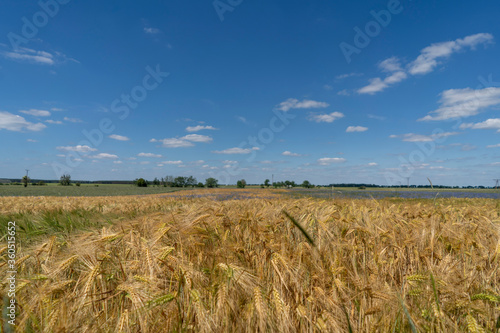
[264,179,270,188]
[301,180,312,188]
[60,174,71,186]
[205,177,218,188]
[236,179,246,188]
[22,175,30,187]
[135,178,148,187]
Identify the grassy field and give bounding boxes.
[0,183,190,197]
[1,189,499,332]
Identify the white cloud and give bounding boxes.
[346,126,368,132]
[276,98,329,112]
[222,160,238,164]
[89,153,119,159]
[46,120,63,125]
[357,71,407,94]
[460,118,500,132]
[64,117,83,123]
[19,109,51,117]
[318,157,346,165]
[113,161,123,164]
[212,147,260,154]
[153,138,194,148]
[185,125,217,132]
[336,72,362,79]
[140,161,150,165]
[237,116,248,124]
[161,160,183,165]
[358,33,494,95]
[0,111,46,132]
[109,134,130,141]
[138,152,162,158]
[27,139,37,142]
[181,134,213,143]
[389,132,459,142]
[307,112,344,123]
[56,145,97,153]
[419,87,500,121]
[282,151,302,157]
[337,89,350,96]
[151,134,212,148]
[379,56,402,72]
[486,143,500,148]
[2,47,54,65]
[367,162,378,166]
[408,33,493,75]
[144,27,161,34]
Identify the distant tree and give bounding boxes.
[205,177,218,188]
[38,180,46,186]
[22,175,30,187]
[197,182,205,188]
[153,177,160,186]
[76,182,81,187]
[60,174,71,186]
[174,176,187,187]
[164,175,174,187]
[301,180,312,188]
[135,178,148,187]
[236,179,246,188]
[264,179,270,188]
[260,184,265,188]
[186,176,197,187]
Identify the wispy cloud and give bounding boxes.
[27,139,37,143]
[419,87,500,121]
[358,33,494,95]
[0,111,46,132]
[408,33,493,75]
[2,47,54,65]
[56,145,97,153]
[367,114,386,120]
[138,152,162,158]
[336,72,362,80]
[109,134,130,141]
[144,27,161,34]
[161,160,183,165]
[89,153,119,159]
[318,157,346,165]
[64,116,83,123]
[460,118,500,132]
[45,120,63,125]
[185,125,218,132]
[150,134,212,148]
[389,132,459,142]
[282,151,302,157]
[346,126,368,132]
[307,112,344,123]
[486,143,500,148]
[212,147,260,154]
[20,109,51,117]
[276,98,329,112]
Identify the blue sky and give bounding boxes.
[1,0,500,186]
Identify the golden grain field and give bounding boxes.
[1,189,499,332]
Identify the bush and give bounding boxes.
[236,179,246,188]
[197,182,205,188]
[76,182,81,187]
[135,178,148,187]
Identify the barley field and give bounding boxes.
[1,189,499,332]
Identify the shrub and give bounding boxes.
[135,178,148,187]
